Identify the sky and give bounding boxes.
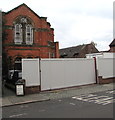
[0,0,114,51]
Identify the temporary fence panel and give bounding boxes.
[98,58,114,79]
[41,58,96,91]
[22,59,40,87]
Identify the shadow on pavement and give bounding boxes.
[2,86,16,97]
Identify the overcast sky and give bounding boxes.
[1,0,114,51]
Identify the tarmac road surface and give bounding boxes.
[2,89,114,118]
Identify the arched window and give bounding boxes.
[14,24,22,44]
[14,17,33,45]
[26,24,33,45]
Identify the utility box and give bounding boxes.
[15,79,25,96]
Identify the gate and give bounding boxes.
[40,58,96,91]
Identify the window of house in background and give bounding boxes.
[14,17,33,45]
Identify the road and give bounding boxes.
[2,90,114,118]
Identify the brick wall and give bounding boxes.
[77,44,99,58]
[98,76,115,84]
[25,86,40,94]
[109,47,115,52]
[3,4,59,69]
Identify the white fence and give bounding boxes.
[98,58,114,79]
[22,57,114,91]
[22,59,40,87]
[40,58,96,91]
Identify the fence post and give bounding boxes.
[93,57,98,84]
[39,58,42,91]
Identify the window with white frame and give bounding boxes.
[14,17,33,45]
[26,24,33,45]
[14,24,22,44]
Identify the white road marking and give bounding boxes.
[72,93,114,106]
[79,94,97,98]
[106,90,115,94]
[9,113,27,118]
[82,96,108,102]
[20,105,28,108]
[94,97,113,103]
[88,96,112,102]
[72,97,77,99]
[70,103,76,106]
[101,99,114,105]
[72,94,97,100]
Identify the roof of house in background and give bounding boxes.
[109,39,115,47]
[59,43,99,57]
[60,44,86,57]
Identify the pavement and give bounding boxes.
[1,83,114,107]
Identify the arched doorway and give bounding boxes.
[14,57,22,70]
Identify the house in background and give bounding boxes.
[86,39,115,58]
[60,42,99,58]
[109,39,115,52]
[2,3,59,71]
[86,52,115,59]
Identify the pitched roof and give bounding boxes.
[3,3,54,28]
[59,44,86,58]
[4,3,45,20]
[109,39,115,47]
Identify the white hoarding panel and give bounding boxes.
[41,58,96,91]
[98,58,114,79]
[22,59,40,87]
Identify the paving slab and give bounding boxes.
[2,83,114,107]
[40,83,114,100]
[2,94,50,107]
[2,98,12,106]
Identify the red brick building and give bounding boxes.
[2,3,59,70]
